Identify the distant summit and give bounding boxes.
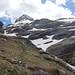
[15,14,34,23]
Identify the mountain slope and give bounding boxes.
[3,14,75,71]
[4,17,67,50]
[46,37,75,66]
[4,15,75,51]
[0,34,75,75]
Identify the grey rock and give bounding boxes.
[25,64,28,68]
[34,70,51,75]
[39,50,50,55]
[46,37,75,66]
[11,59,18,64]
[39,70,51,75]
[15,14,34,23]
[0,50,5,52]
[0,38,7,41]
[38,50,75,73]
[20,40,28,47]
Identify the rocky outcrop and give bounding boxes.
[0,21,4,33]
[34,70,52,75]
[46,37,75,66]
[39,50,75,73]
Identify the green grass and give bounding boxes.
[0,35,75,75]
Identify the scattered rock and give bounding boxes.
[0,50,5,52]
[34,70,51,75]
[25,64,28,68]
[39,50,50,55]
[20,40,28,47]
[27,51,43,58]
[43,36,49,40]
[19,61,22,64]
[11,59,18,64]
[39,70,52,75]
[44,41,53,44]
[0,38,7,41]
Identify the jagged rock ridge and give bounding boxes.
[15,14,34,23]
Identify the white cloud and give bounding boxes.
[0,0,74,23]
[72,0,75,2]
[9,0,23,9]
[56,0,69,5]
[0,0,10,11]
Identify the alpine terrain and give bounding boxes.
[1,14,75,75]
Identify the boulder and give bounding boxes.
[38,70,51,75]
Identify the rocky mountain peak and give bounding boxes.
[15,14,34,23]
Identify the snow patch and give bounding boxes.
[71,36,75,38]
[31,35,63,51]
[28,28,47,31]
[15,20,32,24]
[3,30,17,36]
[13,20,32,27]
[21,35,30,38]
[69,29,75,31]
[35,24,39,26]
[60,25,64,26]
[11,28,16,30]
[57,18,75,23]
[7,24,13,27]
[61,26,75,29]
[67,63,75,70]
[4,33,17,36]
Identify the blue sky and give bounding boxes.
[41,0,46,4]
[60,0,75,15]
[0,0,75,26]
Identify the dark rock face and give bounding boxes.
[4,17,67,39]
[0,21,4,33]
[46,37,75,66]
[0,21,3,27]
[4,16,75,40]
[39,50,75,73]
